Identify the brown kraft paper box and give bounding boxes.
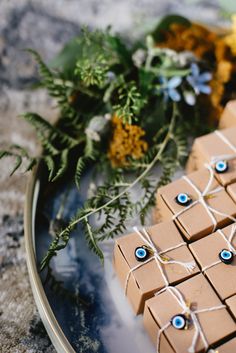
[186,126,236,186]
[156,168,236,242]
[113,221,199,314]
[227,182,236,203]
[219,100,236,129]
[214,337,236,353]
[185,126,236,186]
[143,274,236,353]
[226,295,236,321]
[190,224,236,300]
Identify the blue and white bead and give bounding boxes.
[175,193,192,206]
[215,160,228,174]
[171,314,187,330]
[135,246,149,262]
[219,249,234,264]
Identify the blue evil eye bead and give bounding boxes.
[171,314,187,330]
[215,160,228,174]
[175,193,192,206]
[135,246,149,262]
[219,249,234,264]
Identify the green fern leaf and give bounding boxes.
[51,149,70,182]
[83,216,104,262]
[75,157,86,190]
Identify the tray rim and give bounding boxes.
[24,164,76,353]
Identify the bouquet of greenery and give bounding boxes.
[2,14,236,272]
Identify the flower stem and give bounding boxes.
[40,104,177,270]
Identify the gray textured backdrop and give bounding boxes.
[0,1,231,352]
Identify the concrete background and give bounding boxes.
[0,1,232,351]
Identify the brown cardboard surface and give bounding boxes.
[186,126,236,186]
[215,337,236,353]
[156,168,236,241]
[143,274,236,353]
[227,182,236,203]
[190,224,236,300]
[226,295,236,320]
[219,100,236,129]
[113,221,199,314]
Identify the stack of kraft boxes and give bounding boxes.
[113,100,236,353]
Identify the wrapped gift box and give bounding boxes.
[226,295,236,321]
[156,167,236,242]
[219,100,236,129]
[190,224,236,300]
[186,126,236,186]
[214,337,236,352]
[113,221,199,314]
[143,274,236,353]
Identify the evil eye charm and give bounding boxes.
[175,193,192,206]
[219,249,234,264]
[171,314,187,330]
[135,246,150,262]
[215,160,228,174]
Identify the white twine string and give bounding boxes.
[202,223,236,272]
[155,285,226,353]
[215,130,236,153]
[124,227,196,295]
[209,130,236,165]
[172,165,236,233]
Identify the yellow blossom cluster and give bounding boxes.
[108,115,148,167]
[156,21,236,123]
[225,15,236,56]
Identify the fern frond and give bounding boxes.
[44,155,56,181]
[75,157,86,190]
[27,49,77,120]
[0,146,36,176]
[82,216,104,262]
[51,149,70,182]
[21,113,77,149]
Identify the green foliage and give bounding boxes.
[113,81,146,124]
[0,145,36,175]
[75,54,109,87]
[26,49,77,119]
[1,23,215,272]
[20,113,79,181]
[152,14,191,42]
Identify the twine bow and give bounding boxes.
[125,227,196,295]
[172,165,236,233]
[155,286,225,353]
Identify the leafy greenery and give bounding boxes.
[1,20,216,271]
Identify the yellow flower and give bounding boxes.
[216,60,233,84]
[156,20,236,123]
[108,115,148,167]
[225,15,236,55]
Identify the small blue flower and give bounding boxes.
[157,76,182,102]
[187,63,212,95]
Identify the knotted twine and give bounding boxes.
[125,227,196,295]
[172,164,236,234]
[202,223,236,272]
[155,285,225,353]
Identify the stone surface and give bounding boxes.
[0,0,230,352]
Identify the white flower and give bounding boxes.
[85,115,109,141]
[85,128,101,142]
[104,113,112,121]
[132,49,146,68]
[87,182,97,198]
[175,51,196,67]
